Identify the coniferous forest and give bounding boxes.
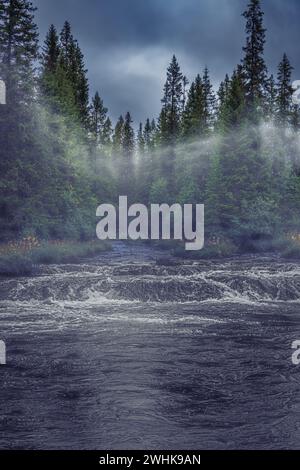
[1,0,300,258]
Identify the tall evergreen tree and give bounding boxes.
[137,122,145,154]
[0,0,38,106]
[41,24,60,73]
[59,21,73,68]
[58,21,89,124]
[217,74,230,108]
[158,55,184,192]
[112,115,124,158]
[0,0,39,236]
[90,91,108,145]
[88,91,109,168]
[101,117,113,147]
[216,74,231,129]
[182,75,206,139]
[143,118,152,151]
[73,41,89,124]
[202,67,216,132]
[218,68,246,132]
[117,112,135,196]
[276,53,294,126]
[242,0,267,115]
[159,55,183,146]
[122,112,135,159]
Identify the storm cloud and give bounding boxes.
[33,0,300,124]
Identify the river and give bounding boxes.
[0,242,299,449]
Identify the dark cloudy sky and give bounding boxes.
[33,0,300,124]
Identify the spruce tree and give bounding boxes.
[181,75,207,139]
[59,21,73,68]
[73,41,89,125]
[242,0,267,115]
[276,53,294,126]
[112,115,124,158]
[202,67,216,132]
[41,24,60,74]
[216,74,230,129]
[159,55,183,146]
[218,68,246,132]
[58,22,89,124]
[137,122,145,154]
[90,91,108,145]
[217,74,230,108]
[0,0,38,106]
[143,118,152,151]
[122,112,135,159]
[101,117,113,147]
[0,0,39,236]
[118,112,135,196]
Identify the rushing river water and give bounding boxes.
[0,242,300,450]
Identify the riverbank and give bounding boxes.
[1,234,300,277]
[0,238,111,276]
[150,235,300,260]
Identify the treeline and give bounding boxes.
[1,0,300,250]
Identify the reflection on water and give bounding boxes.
[0,243,300,449]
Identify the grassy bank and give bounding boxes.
[0,238,111,277]
[150,234,300,260]
[150,237,238,259]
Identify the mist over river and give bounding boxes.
[0,242,299,449]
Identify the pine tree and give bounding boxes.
[159,55,183,146]
[0,0,38,106]
[58,22,89,124]
[59,21,73,69]
[217,74,230,108]
[137,122,145,154]
[117,112,135,196]
[143,118,152,151]
[41,24,60,73]
[216,74,230,129]
[242,0,267,115]
[88,91,109,168]
[181,81,196,138]
[202,67,216,132]
[218,68,246,132]
[73,41,89,124]
[101,117,113,147]
[0,0,39,236]
[122,112,135,159]
[112,115,124,158]
[181,75,206,139]
[90,91,108,145]
[276,53,294,126]
[40,24,64,106]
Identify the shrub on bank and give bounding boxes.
[0,239,111,276]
